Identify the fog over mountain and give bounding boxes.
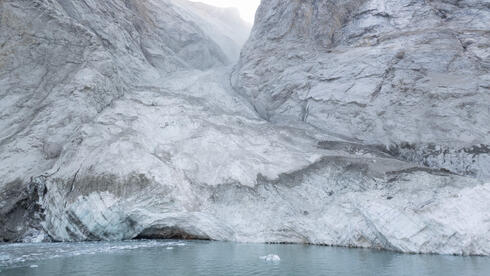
[0,0,489,256]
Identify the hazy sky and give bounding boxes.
[190,0,261,23]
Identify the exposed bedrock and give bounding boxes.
[232,0,490,179]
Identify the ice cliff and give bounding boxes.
[1,0,489,256]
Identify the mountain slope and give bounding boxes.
[0,0,489,255]
[232,0,490,179]
[0,0,250,188]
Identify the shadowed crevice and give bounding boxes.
[134,226,211,241]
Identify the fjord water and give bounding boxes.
[1,241,489,276]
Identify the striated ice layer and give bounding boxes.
[37,154,490,255]
[0,0,489,256]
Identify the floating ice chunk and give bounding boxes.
[166,247,174,250]
[22,230,47,243]
[30,265,39,268]
[260,254,280,262]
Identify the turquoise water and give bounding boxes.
[0,240,489,275]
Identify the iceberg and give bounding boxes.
[260,254,281,262]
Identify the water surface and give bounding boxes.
[0,240,488,275]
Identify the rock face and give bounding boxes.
[232,0,490,179]
[1,0,490,256]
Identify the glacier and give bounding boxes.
[0,0,489,256]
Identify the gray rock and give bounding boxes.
[232,0,490,179]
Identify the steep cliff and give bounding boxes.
[1,0,489,256]
[232,0,490,179]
